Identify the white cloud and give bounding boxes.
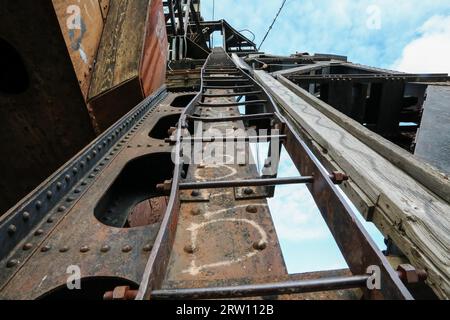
[392,15,450,74]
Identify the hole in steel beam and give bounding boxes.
[0,38,29,95]
[171,94,196,108]
[149,114,181,140]
[38,277,138,300]
[94,153,174,228]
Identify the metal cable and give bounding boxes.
[258,0,288,51]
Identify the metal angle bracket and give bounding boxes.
[234,186,270,200]
[180,189,211,202]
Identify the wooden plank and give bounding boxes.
[415,85,450,175]
[88,0,150,100]
[52,0,104,98]
[278,75,450,204]
[255,70,450,299]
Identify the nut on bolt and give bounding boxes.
[330,171,349,185]
[156,180,172,193]
[397,264,428,284]
[103,286,138,301]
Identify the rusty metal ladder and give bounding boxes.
[135,48,414,300]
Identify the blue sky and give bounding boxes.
[202,0,450,73]
[217,1,450,274]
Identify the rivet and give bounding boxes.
[253,241,267,251]
[143,244,153,252]
[191,190,200,197]
[87,156,92,161]
[122,245,132,253]
[46,191,53,199]
[59,246,69,253]
[246,205,258,213]
[8,225,17,235]
[56,182,63,190]
[81,181,87,186]
[41,245,51,253]
[191,208,203,216]
[34,229,44,236]
[80,161,86,168]
[80,246,90,253]
[47,216,55,223]
[93,151,97,156]
[58,206,67,212]
[244,188,254,195]
[73,168,78,175]
[23,243,34,251]
[74,188,81,194]
[6,259,19,268]
[35,201,42,210]
[100,245,111,253]
[66,197,75,203]
[184,244,196,254]
[22,212,31,221]
[65,174,71,182]
[89,174,95,179]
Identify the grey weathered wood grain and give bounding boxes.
[255,70,450,299]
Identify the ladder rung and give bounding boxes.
[167,134,287,145]
[187,113,274,123]
[204,79,250,83]
[203,91,263,98]
[203,75,243,78]
[203,85,254,90]
[151,275,370,300]
[198,100,267,107]
[179,176,314,190]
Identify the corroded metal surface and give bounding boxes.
[0,90,195,300]
[164,93,287,282]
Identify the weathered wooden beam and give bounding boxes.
[255,70,450,299]
[415,85,450,175]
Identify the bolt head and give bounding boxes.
[191,208,203,216]
[23,243,33,251]
[122,245,132,253]
[7,225,17,235]
[22,212,31,221]
[6,259,19,268]
[80,246,90,253]
[41,245,51,253]
[34,229,44,236]
[243,188,254,195]
[184,244,196,254]
[143,244,153,252]
[191,190,200,197]
[253,241,267,251]
[59,246,70,253]
[100,245,111,253]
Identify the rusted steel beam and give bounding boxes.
[151,275,370,300]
